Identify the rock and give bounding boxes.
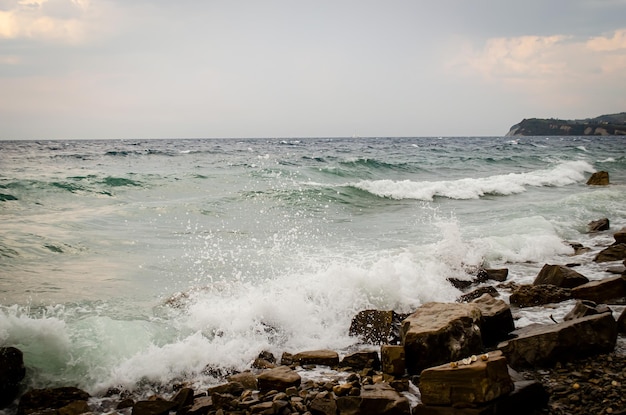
[471,294,515,346]
[419,350,513,406]
[17,387,90,415]
[614,227,626,244]
[533,264,589,288]
[618,308,626,333]
[171,387,195,411]
[380,345,405,376]
[292,349,339,367]
[309,391,337,415]
[0,347,26,408]
[253,350,277,369]
[57,400,90,415]
[186,396,213,415]
[336,383,410,415]
[588,218,610,232]
[349,310,394,345]
[477,268,509,283]
[607,264,626,274]
[587,171,609,185]
[228,371,258,390]
[256,366,301,392]
[509,284,572,307]
[595,243,626,262]
[447,277,474,290]
[571,275,626,303]
[132,400,178,415]
[457,286,499,303]
[207,381,244,397]
[339,351,380,371]
[498,313,618,369]
[400,302,483,374]
[564,300,612,321]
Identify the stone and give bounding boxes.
[292,349,339,367]
[595,243,626,262]
[256,366,301,392]
[133,400,179,415]
[185,396,214,415]
[498,313,618,369]
[471,294,515,346]
[380,345,405,376]
[0,347,26,408]
[509,284,572,307]
[447,277,474,290]
[476,268,508,283]
[614,227,626,244]
[400,302,483,374]
[588,218,610,232]
[228,371,258,390]
[618,308,626,333]
[309,391,337,415]
[349,310,406,345]
[533,264,589,288]
[564,300,612,321]
[457,286,499,303]
[17,387,90,415]
[336,383,410,415]
[419,350,513,406]
[571,275,626,303]
[339,351,380,371]
[171,387,195,411]
[208,381,244,398]
[57,400,90,415]
[586,171,609,185]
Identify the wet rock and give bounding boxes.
[400,302,483,374]
[256,366,301,392]
[228,371,258,391]
[477,268,509,283]
[498,313,618,370]
[618,308,626,333]
[587,171,609,185]
[17,387,90,415]
[0,347,26,408]
[447,277,474,290]
[339,351,380,371]
[185,396,213,415]
[253,350,277,369]
[132,399,178,415]
[509,284,572,307]
[614,226,626,244]
[588,218,610,232]
[472,294,515,347]
[208,381,244,397]
[419,350,513,406]
[349,310,396,345]
[570,242,591,255]
[457,286,499,303]
[595,243,626,262]
[571,275,626,303]
[293,349,339,367]
[564,300,612,321]
[380,345,405,376]
[533,264,589,288]
[171,387,195,411]
[336,383,410,415]
[57,400,90,415]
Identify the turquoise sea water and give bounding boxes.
[1,136,625,403]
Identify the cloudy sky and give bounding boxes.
[1,0,625,139]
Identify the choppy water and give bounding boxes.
[1,136,625,402]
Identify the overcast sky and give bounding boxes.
[1,0,625,139]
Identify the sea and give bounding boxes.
[1,136,625,405]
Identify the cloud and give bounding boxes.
[0,0,98,43]
[586,28,626,51]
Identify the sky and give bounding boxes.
[1,0,625,139]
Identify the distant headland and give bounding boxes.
[506,112,626,136]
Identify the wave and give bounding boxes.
[351,160,595,201]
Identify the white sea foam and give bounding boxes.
[352,160,595,200]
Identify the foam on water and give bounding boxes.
[351,160,595,200]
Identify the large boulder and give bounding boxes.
[400,302,483,374]
[472,294,515,346]
[594,243,626,262]
[419,351,513,406]
[586,171,609,185]
[256,366,301,392]
[336,383,410,415]
[292,349,339,367]
[498,313,617,370]
[571,275,626,303]
[17,387,90,415]
[0,347,25,408]
[509,284,572,307]
[533,264,589,288]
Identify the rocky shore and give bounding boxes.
[1,173,625,415]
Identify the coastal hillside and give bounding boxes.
[506,112,626,136]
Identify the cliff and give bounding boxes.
[506,112,626,136]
